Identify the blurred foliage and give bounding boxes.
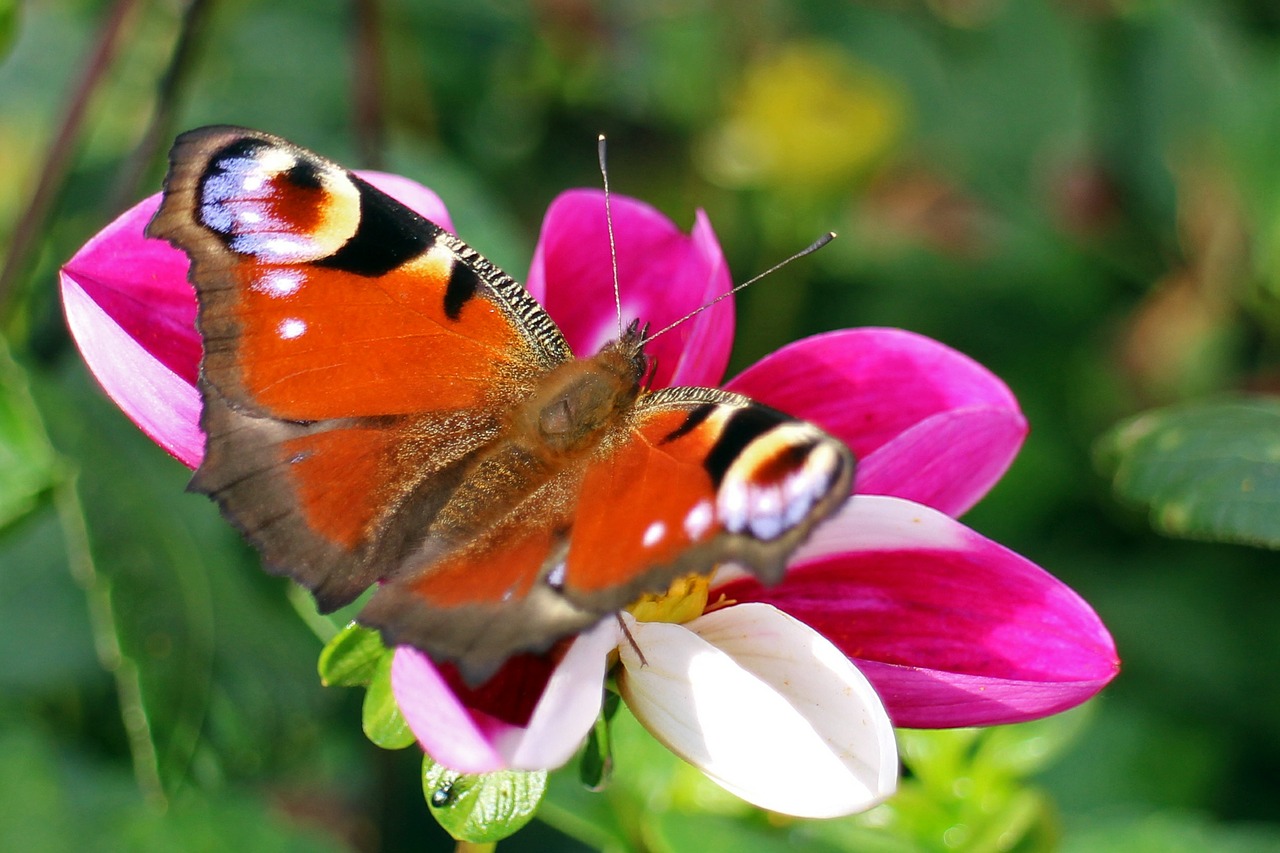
[1098,397,1280,548]
[5,0,1280,850]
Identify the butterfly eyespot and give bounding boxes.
[683,500,715,540]
[198,139,361,262]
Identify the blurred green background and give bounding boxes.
[3,0,1280,850]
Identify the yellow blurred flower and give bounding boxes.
[701,42,906,192]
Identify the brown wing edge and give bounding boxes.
[360,569,605,686]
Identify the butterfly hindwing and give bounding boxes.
[147,126,570,610]
[561,388,854,607]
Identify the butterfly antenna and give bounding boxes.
[598,134,625,340]
[615,614,648,667]
[641,231,837,346]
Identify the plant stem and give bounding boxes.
[108,0,216,213]
[351,0,386,169]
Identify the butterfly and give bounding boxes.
[147,126,854,684]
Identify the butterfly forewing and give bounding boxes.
[148,126,570,610]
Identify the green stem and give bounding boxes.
[454,841,497,853]
[55,473,167,809]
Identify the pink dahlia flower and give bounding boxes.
[61,173,1118,820]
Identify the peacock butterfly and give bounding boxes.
[147,126,854,684]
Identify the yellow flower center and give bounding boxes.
[627,574,711,625]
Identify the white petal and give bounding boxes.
[495,618,622,770]
[616,606,897,818]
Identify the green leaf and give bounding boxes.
[1097,397,1280,549]
[423,757,547,843]
[0,337,58,531]
[361,651,415,749]
[317,622,386,687]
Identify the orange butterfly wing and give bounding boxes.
[148,127,569,609]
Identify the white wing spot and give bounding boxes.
[684,499,714,540]
[546,561,567,590]
[643,520,666,549]
[278,318,307,340]
[254,269,303,297]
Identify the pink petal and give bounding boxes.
[392,620,618,773]
[525,189,734,388]
[62,270,204,467]
[716,496,1118,728]
[492,619,620,769]
[391,646,506,772]
[61,197,201,386]
[60,174,452,465]
[725,328,1027,516]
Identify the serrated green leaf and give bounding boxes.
[0,337,58,531]
[318,622,386,687]
[1096,398,1280,549]
[361,651,416,749]
[423,757,546,843]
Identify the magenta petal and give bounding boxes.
[526,189,734,388]
[60,196,203,466]
[61,196,201,387]
[725,328,1027,515]
[392,621,617,773]
[392,647,507,773]
[854,406,1029,517]
[62,271,204,467]
[717,496,1118,728]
